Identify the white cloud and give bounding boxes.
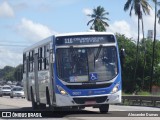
[130,10,160,39]
[0,1,14,18]
[0,18,57,68]
[108,20,139,40]
[0,47,22,68]
[17,18,57,42]
[140,10,160,39]
[108,10,160,40]
[13,2,28,11]
[83,8,92,15]
[82,8,141,40]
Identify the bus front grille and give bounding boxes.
[73,96,108,104]
[66,83,112,89]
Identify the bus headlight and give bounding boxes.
[111,83,120,94]
[57,85,68,95]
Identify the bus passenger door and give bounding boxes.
[34,53,40,103]
[26,57,30,100]
[49,45,56,105]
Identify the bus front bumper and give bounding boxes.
[55,90,121,107]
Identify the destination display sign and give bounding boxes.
[56,35,115,45]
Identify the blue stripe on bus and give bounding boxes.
[54,74,121,96]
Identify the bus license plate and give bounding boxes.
[85,101,96,105]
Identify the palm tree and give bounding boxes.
[158,9,160,23]
[124,0,151,91]
[157,1,160,24]
[152,0,160,24]
[87,6,109,32]
[150,0,160,92]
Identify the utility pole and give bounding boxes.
[134,2,141,91]
[150,0,157,93]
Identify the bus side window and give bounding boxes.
[26,52,30,72]
[38,47,42,71]
[44,45,49,70]
[32,50,34,71]
[28,52,30,72]
[23,53,26,73]
[29,51,34,72]
[47,45,50,69]
[41,47,44,70]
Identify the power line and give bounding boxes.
[0,41,29,44]
[0,44,29,47]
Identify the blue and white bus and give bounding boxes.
[23,32,121,113]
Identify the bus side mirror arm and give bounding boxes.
[50,49,55,63]
[120,48,126,71]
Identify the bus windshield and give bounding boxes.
[56,46,118,83]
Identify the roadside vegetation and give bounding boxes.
[117,34,160,94]
[0,65,23,85]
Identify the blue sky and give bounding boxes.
[0,0,159,68]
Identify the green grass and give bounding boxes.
[122,91,151,96]
[122,91,132,96]
[137,91,151,96]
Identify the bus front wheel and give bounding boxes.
[99,104,109,113]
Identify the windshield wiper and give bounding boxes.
[69,46,79,63]
[95,45,103,61]
[70,46,75,56]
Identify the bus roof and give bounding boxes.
[23,32,115,53]
[23,35,53,53]
[55,32,115,37]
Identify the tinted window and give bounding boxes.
[56,46,118,82]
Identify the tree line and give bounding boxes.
[0,65,23,83]
[116,34,160,93]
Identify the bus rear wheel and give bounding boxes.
[39,103,46,109]
[31,88,38,109]
[99,104,109,113]
[46,88,51,109]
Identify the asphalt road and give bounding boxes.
[0,96,160,120]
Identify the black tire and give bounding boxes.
[10,96,13,98]
[39,103,46,109]
[31,88,38,109]
[46,88,51,108]
[68,106,81,112]
[99,104,109,113]
[53,107,63,112]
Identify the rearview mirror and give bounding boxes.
[50,49,55,63]
[120,48,126,70]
